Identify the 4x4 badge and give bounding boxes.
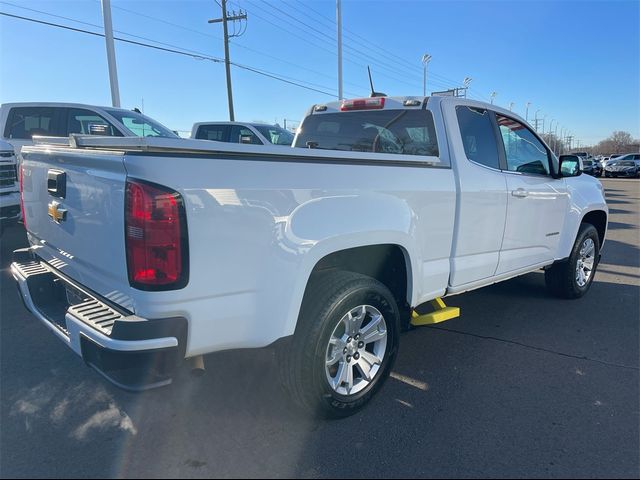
[48,201,67,224]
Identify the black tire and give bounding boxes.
[545,223,600,299]
[278,271,400,418]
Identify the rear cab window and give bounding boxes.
[294,109,439,158]
[4,107,60,139]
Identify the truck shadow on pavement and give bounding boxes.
[3,268,638,478]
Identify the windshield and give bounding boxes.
[104,109,177,138]
[254,125,294,145]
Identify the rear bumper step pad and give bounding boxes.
[11,248,187,391]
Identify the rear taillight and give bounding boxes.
[125,179,188,290]
[340,97,385,111]
[19,164,26,230]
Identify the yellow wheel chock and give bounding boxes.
[410,297,460,326]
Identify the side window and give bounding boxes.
[229,125,262,145]
[496,114,550,175]
[66,108,119,136]
[4,107,58,139]
[195,125,229,141]
[456,106,500,169]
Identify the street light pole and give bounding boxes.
[421,53,432,97]
[509,102,515,112]
[463,77,472,97]
[336,0,343,100]
[525,102,531,122]
[101,0,120,107]
[534,109,542,132]
[490,92,497,104]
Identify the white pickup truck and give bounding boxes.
[12,96,607,417]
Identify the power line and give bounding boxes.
[0,1,363,97]
[288,0,461,88]
[248,0,427,88]
[243,0,439,92]
[283,0,502,102]
[1,0,366,97]
[0,11,337,97]
[108,1,365,93]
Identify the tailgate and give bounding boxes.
[20,146,133,309]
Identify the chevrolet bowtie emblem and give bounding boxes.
[48,201,67,224]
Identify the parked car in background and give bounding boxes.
[604,153,640,178]
[191,121,295,146]
[582,158,602,177]
[0,102,178,153]
[0,139,21,233]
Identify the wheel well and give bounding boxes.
[310,244,411,314]
[582,210,607,245]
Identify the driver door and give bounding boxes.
[494,114,569,275]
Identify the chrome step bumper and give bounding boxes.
[11,248,188,391]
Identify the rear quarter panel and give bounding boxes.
[123,153,456,356]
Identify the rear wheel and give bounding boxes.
[545,223,600,299]
[278,271,400,418]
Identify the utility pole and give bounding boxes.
[337,0,343,100]
[525,102,531,122]
[208,0,247,121]
[101,0,120,107]
[490,92,497,104]
[509,102,515,112]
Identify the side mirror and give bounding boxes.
[88,124,110,135]
[240,135,253,144]
[559,155,582,177]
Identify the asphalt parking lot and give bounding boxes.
[1,178,638,479]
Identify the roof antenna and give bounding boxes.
[368,66,387,98]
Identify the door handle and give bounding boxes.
[511,188,529,198]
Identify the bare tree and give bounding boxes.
[593,131,639,155]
